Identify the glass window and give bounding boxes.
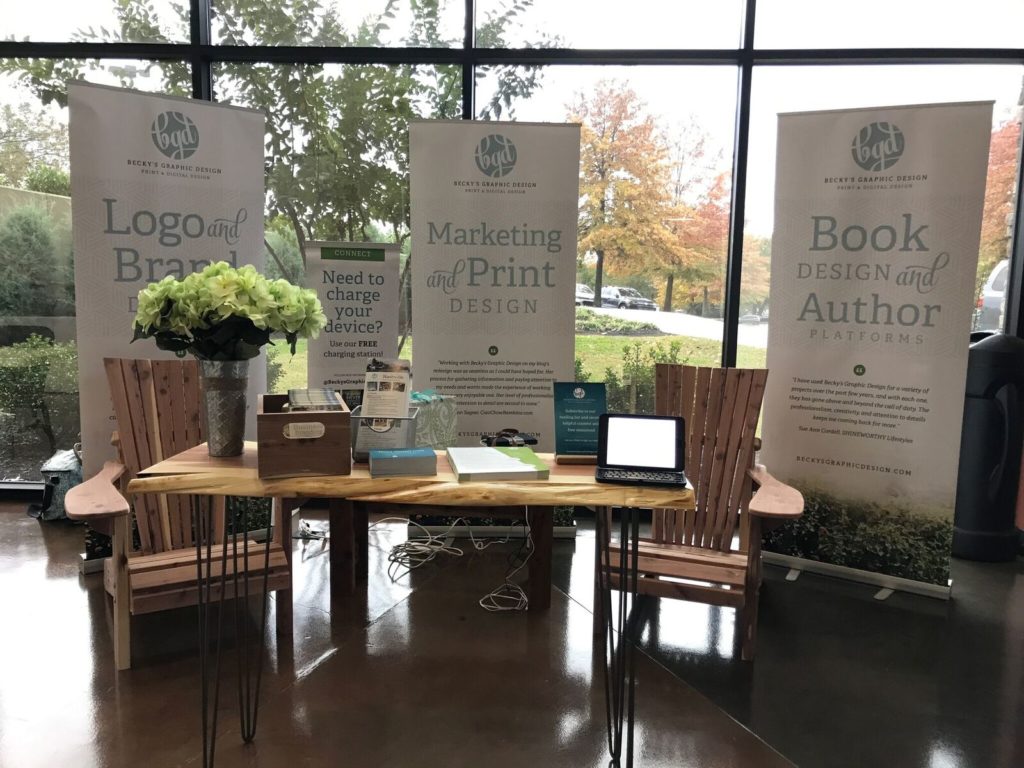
[740,64,1024,365]
[0,60,184,482]
[756,0,1024,49]
[3,1,189,43]
[476,65,737,411]
[476,0,744,49]
[214,62,462,392]
[212,0,464,47]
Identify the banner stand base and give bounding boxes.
[763,552,952,601]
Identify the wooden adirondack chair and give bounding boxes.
[599,363,803,661]
[66,358,292,670]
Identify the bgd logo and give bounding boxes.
[474,134,517,178]
[151,111,199,160]
[851,122,904,172]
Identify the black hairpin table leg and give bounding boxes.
[597,505,641,767]
[232,500,274,743]
[194,495,228,768]
[193,495,275,768]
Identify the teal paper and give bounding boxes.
[553,382,606,455]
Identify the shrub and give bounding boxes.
[604,339,685,413]
[266,348,285,393]
[575,307,660,335]
[227,496,272,533]
[25,165,71,197]
[574,357,590,383]
[0,335,78,453]
[762,489,953,585]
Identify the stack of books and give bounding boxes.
[445,446,550,482]
[368,447,438,477]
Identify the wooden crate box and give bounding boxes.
[257,394,351,479]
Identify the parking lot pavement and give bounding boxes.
[587,306,768,349]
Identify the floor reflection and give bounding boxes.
[2,506,1021,768]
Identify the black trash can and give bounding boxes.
[953,332,1024,561]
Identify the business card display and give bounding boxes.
[553,382,606,456]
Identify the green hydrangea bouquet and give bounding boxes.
[132,262,326,360]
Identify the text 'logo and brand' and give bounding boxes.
[151,111,199,160]
[474,134,517,178]
[851,122,905,172]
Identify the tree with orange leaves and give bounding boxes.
[976,118,1020,293]
[570,81,683,307]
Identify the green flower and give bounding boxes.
[131,261,328,360]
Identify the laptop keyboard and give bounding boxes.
[596,468,688,486]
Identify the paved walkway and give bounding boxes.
[587,305,769,348]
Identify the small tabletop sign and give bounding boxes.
[553,382,606,464]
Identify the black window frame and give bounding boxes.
[3,0,1024,359]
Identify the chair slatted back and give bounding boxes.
[104,358,212,555]
[652,364,767,553]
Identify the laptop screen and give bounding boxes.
[599,414,685,471]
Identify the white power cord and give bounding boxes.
[368,516,465,581]
[478,508,532,613]
[366,511,533,612]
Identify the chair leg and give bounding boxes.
[739,516,764,661]
[740,591,759,661]
[112,516,131,671]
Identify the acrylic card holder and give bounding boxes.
[351,405,419,462]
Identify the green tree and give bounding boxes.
[741,233,771,315]
[571,82,683,308]
[0,103,70,188]
[1,0,550,272]
[0,207,65,315]
[263,228,304,285]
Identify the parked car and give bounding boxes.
[575,283,595,306]
[975,259,1008,331]
[738,313,761,324]
[600,286,658,311]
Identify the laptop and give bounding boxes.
[595,413,688,487]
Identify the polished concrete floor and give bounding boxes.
[1,505,1021,768]
[0,506,789,768]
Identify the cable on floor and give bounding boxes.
[478,508,532,613]
[366,513,533,612]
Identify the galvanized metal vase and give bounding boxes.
[198,359,249,457]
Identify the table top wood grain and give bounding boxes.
[128,442,695,509]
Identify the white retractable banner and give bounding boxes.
[762,101,994,587]
[70,82,266,476]
[410,121,580,451]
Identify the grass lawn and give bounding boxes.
[267,338,309,392]
[269,333,765,392]
[574,335,765,379]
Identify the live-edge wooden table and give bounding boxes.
[128,441,695,768]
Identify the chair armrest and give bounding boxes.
[747,465,804,519]
[66,461,131,521]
